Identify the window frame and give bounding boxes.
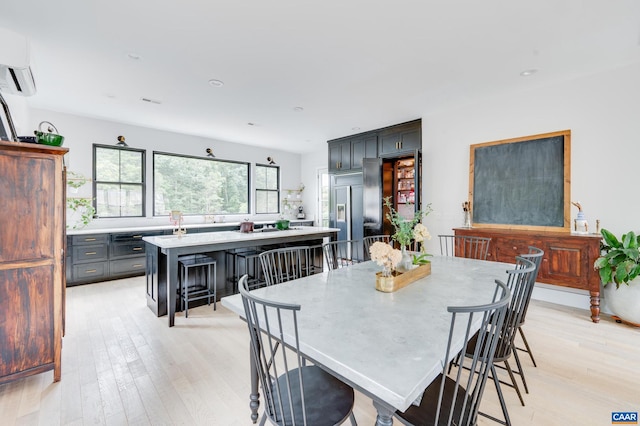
[92,143,146,218]
[152,150,251,216]
[254,163,280,215]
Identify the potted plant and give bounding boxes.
[383,197,432,271]
[593,229,640,325]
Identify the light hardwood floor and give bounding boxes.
[1,276,639,425]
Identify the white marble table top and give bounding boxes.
[221,255,514,412]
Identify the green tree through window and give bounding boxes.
[255,164,279,214]
[153,152,249,215]
[94,144,145,217]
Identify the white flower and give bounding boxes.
[369,242,402,272]
[413,223,431,243]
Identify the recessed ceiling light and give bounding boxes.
[127,53,142,60]
[247,122,256,126]
[520,69,538,77]
[352,127,360,131]
[208,79,224,87]
[293,106,304,112]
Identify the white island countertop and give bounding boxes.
[143,226,338,249]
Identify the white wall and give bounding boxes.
[421,62,640,254]
[23,108,303,229]
[300,147,328,224]
[421,62,640,312]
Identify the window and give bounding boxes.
[93,144,145,217]
[154,152,249,215]
[318,169,329,227]
[255,164,279,214]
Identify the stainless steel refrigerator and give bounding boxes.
[329,173,363,242]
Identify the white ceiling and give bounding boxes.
[1,0,639,154]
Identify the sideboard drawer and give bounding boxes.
[493,237,540,263]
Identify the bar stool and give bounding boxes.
[236,250,264,290]
[178,254,217,318]
[226,247,266,291]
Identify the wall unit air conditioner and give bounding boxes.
[0,65,36,96]
[0,27,36,96]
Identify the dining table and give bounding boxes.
[221,255,515,426]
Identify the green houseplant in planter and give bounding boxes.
[593,229,640,325]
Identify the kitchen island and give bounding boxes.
[143,226,338,326]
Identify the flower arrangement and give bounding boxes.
[369,241,402,277]
[412,223,432,265]
[383,197,432,265]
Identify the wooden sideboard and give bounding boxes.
[0,140,68,384]
[454,227,602,322]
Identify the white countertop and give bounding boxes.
[66,219,313,235]
[142,226,338,249]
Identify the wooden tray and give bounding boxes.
[375,263,431,293]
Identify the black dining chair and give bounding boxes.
[394,279,511,426]
[323,239,365,270]
[238,275,357,426]
[465,256,536,426]
[259,246,313,286]
[438,235,491,260]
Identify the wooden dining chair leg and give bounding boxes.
[518,326,537,367]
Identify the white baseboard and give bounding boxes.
[531,282,592,311]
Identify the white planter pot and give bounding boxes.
[603,278,640,325]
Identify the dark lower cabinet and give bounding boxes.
[66,231,165,286]
[66,234,109,285]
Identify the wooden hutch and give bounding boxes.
[0,140,68,384]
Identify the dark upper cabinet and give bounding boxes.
[328,118,421,174]
[328,139,351,172]
[351,135,378,169]
[328,134,378,172]
[379,120,422,155]
[380,128,420,155]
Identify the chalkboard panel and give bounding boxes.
[469,130,570,230]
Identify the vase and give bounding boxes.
[603,278,640,326]
[463,211,472,228]
[397,246,415,273]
